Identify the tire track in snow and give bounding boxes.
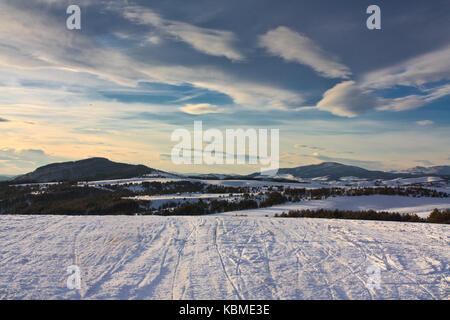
[233,220,258,279]
[80,219,167,298]
[9,216,67,245]
[372,239,439,299]
[213,218,243,300]
[72,223,88,297]
[265,220,303,298]
[256,220,281,299]
[171,218,202,300]
[355,222,440,299]
[1,216,448,299]
[269,220,337,299]
[329,228,375,299]
[226,219,272,299]
[134,220,172,290]
[275,220,370,299]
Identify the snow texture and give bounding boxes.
[0,215,448,300]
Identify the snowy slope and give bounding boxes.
[0,215,448,300]
[214,195,450,218]
[126,193,246,209]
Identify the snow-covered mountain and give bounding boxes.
[11,159,450,184]
[251,162,450,181]
[399,165,450,176]
[251,162,402,180]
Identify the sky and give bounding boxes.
[0,0,449,175]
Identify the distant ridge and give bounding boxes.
[11,159,450,184]
[251,162,450,181]
[399,165,450,176]
[276,162,400,180]
[13,157,160,183]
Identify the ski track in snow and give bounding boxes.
[0,215,448,300]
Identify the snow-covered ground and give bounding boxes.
[11,175,449,195]
[126,193,246,209]
[77,177,184,187]
[0,215,448,300]
[127,193,243,201]
[214,195,450,218]
[74,176,450,192]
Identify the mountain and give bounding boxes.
[11,158,450,184]
[400,165,450,176]
[251,162,405,181]
[13,157,160,183]
[0,175,15,181]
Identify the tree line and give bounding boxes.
[275,208,450,224]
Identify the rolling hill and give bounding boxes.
[248,162,402,180]
[11,158,450,184]
[13,157,162,183]
[399,165,450,176]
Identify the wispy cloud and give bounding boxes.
[414,160,434,166]
[123,5,244,61]
[0,0,448,174]
[294,144,325,151]
[258,26,351,79]
[300,153,382,169]
[379,84,450,112]
[362,45,450,89]
[179,103,223,115]
[416,120,434,126]
[316,78,450,117]
[0,1,304,113]
[0,148,66,174]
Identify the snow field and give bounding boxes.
[0,215,448,300]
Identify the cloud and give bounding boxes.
[0,117,9,122]
[378,83,450,112]
[316,81,450,117]
[294,144,355,157]
[258,26,351,79]
[313,45,450,117]
[362,45,450,89]
[301,153,382,169]
[294,144,325,151]
[0,1,305,114]
[179,103,223,115]
[160,148,265,164]
[416,120,434,126]
[414,160,434,166]
[0,148,48,161]
[192,78,304,110]
[123,6,244,61]
[316,81,379,117]
[0,148,66,173]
